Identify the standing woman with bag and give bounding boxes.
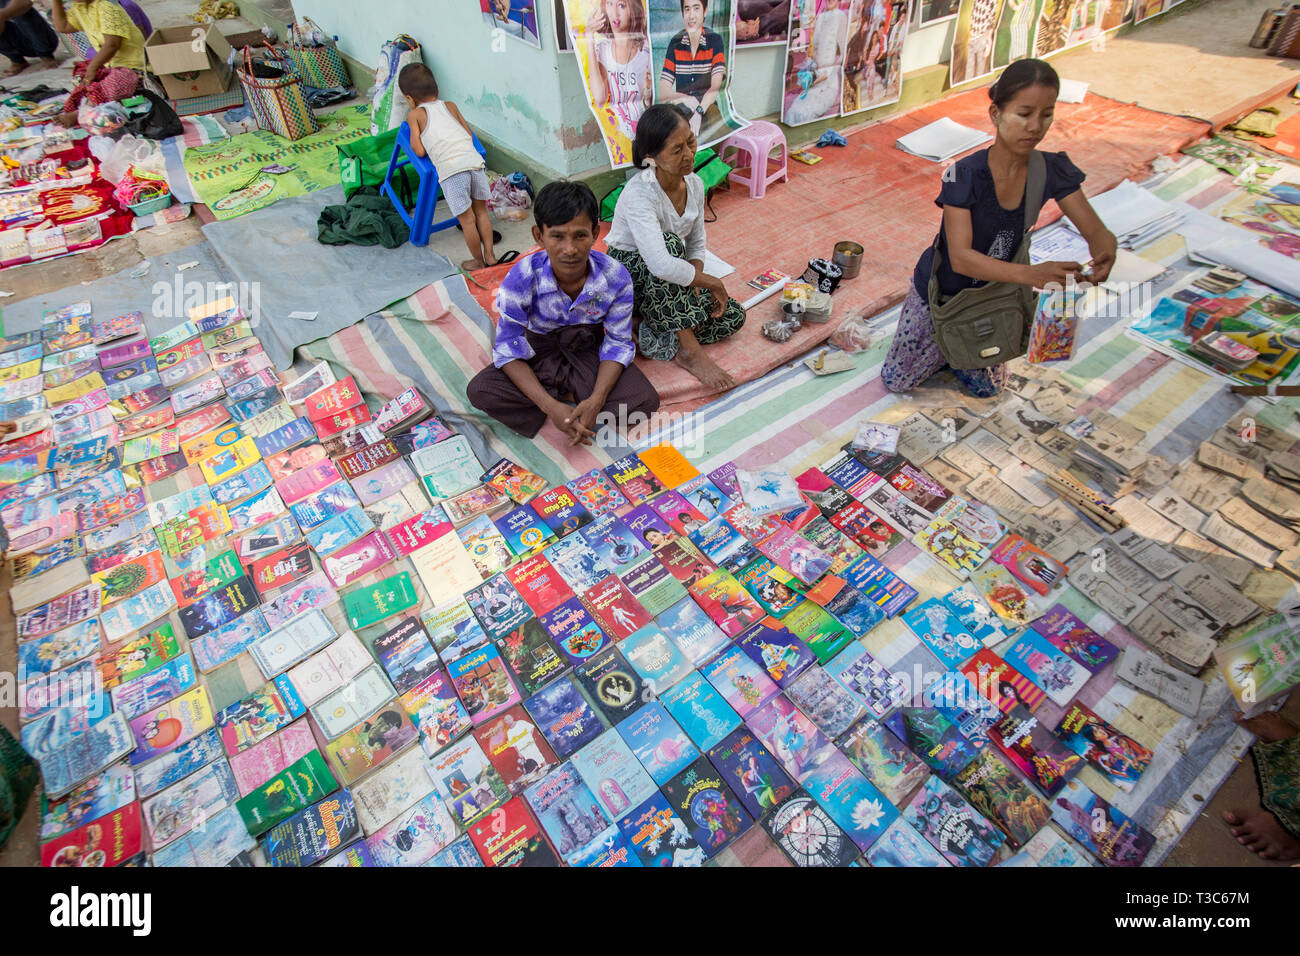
[880,58,1116,398]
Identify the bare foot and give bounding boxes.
[460,258,487,271]
[35,58,59,71]
[1235,711,1298,744]
[2,60,29,78]
[1222,808,1300,861]
[674,346,735,391]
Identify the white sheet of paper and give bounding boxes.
[702,249,736,279]
[1057,78,1089,103]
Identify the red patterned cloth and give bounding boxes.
[62,62,141,114]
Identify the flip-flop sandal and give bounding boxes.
[493,250,520,266]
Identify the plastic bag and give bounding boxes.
[829,309,877,353]
[95,134,162,184]
[762,313,802,343]
[78,100,127,135]
[489,175,532,222]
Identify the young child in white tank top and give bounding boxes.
[400,63,513,271]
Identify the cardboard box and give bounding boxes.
[144,24,233,100]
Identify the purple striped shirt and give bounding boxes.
[491,249,637,369]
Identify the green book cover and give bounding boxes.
[1216,611,1300,715]
[781,600,854,664]
[235,750,337,836]
[344,571,419,630]
[173,549,243,605]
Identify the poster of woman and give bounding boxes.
[562,0,655,166]
[735,0,792,45]
[649,0,747,148]
[782,0,850,126]
[948,0,1006,86]
[841,0,911,115]
[481,0,544,47]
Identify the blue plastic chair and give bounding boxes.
[380,121,487,247]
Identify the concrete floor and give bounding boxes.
[3,0,1300,868]
[1051,0,1300,127]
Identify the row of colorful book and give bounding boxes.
[0,296,1287,867]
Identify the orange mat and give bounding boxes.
[1251,110,1300,158]
[465,89,1209,412]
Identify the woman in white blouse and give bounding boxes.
[607,103,746,390]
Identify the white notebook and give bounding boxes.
[895,118,993,163]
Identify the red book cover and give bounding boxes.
[251,543,314,595]
[314,404,372,439]
[175,404,232,444]
[275,460,342,505]
[40,803,143,867]
[529,486,593,536]
[829,501,903,557]
[650,490,708,535]
[504,554,575,616]
[473,704,558,796]
[385,509,454,557]
[466,794,558,867]
[322,531,397,588]
[654,538,717,588]
[722,503,781,544]
[131,452,190,484]
[961,647,1047,714]
[582,575,652,641]
[303,376,363,422]
[338,439,401,481]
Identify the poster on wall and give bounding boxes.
[649,0,748,149]
[482,0,545,48]
[1033,0,1129,58]
[841,0,913,115]
[918,0,958,25]
[991,0,1038,70]
[1135,0,1183,25]
[735,0,792,45]
[562,0,655,166]
[948,0,1007,86]
[782,0,851,126]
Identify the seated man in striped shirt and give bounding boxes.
[467,181,661,446]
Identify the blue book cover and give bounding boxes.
[426,834,484,867]
[865,818,952,867]
[131,728,227,799]
[840,553,918,617]
[227,385,281,422]
[1003,629,1090,706]
[288,483,363,531]
[523,761,611,864]
[737,621,815,689]
[678,476,733,519]
[786,665,865,739]
[656,597,728,667]
[569,729,659,821]
[305,505,373,556]
[615,701,699,785]
[660,670,741,752]
[765,789,859,867]
[264,789,361,867]
[706,727,796,820]
[688,515,749,566]
[622,624,692,694]
[822,641,905,720]
[493,505,554,557]
[883,707,981,781]
[700,643,780,720]
[579,514,647,571]
[566,825,642,867]
[212,460,273,506]
[522,674,606,758]
[824,454,875,494]
[821,579,887,636]
[254,417,315,458]
[903,775,1006,867]
[659,756,753,857]
[943,584,1016,645]
[542,534,610,592]
[538,596,611,667]
[319,839,377,866]
[923,670,1003,744]
[465,574,532,642]
[902,598,982,669]
[617,791,706,867]
[111,656,198,720]
[802,753,898,852]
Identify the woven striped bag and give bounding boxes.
[237,46,320,142]
[285,18,352,89]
